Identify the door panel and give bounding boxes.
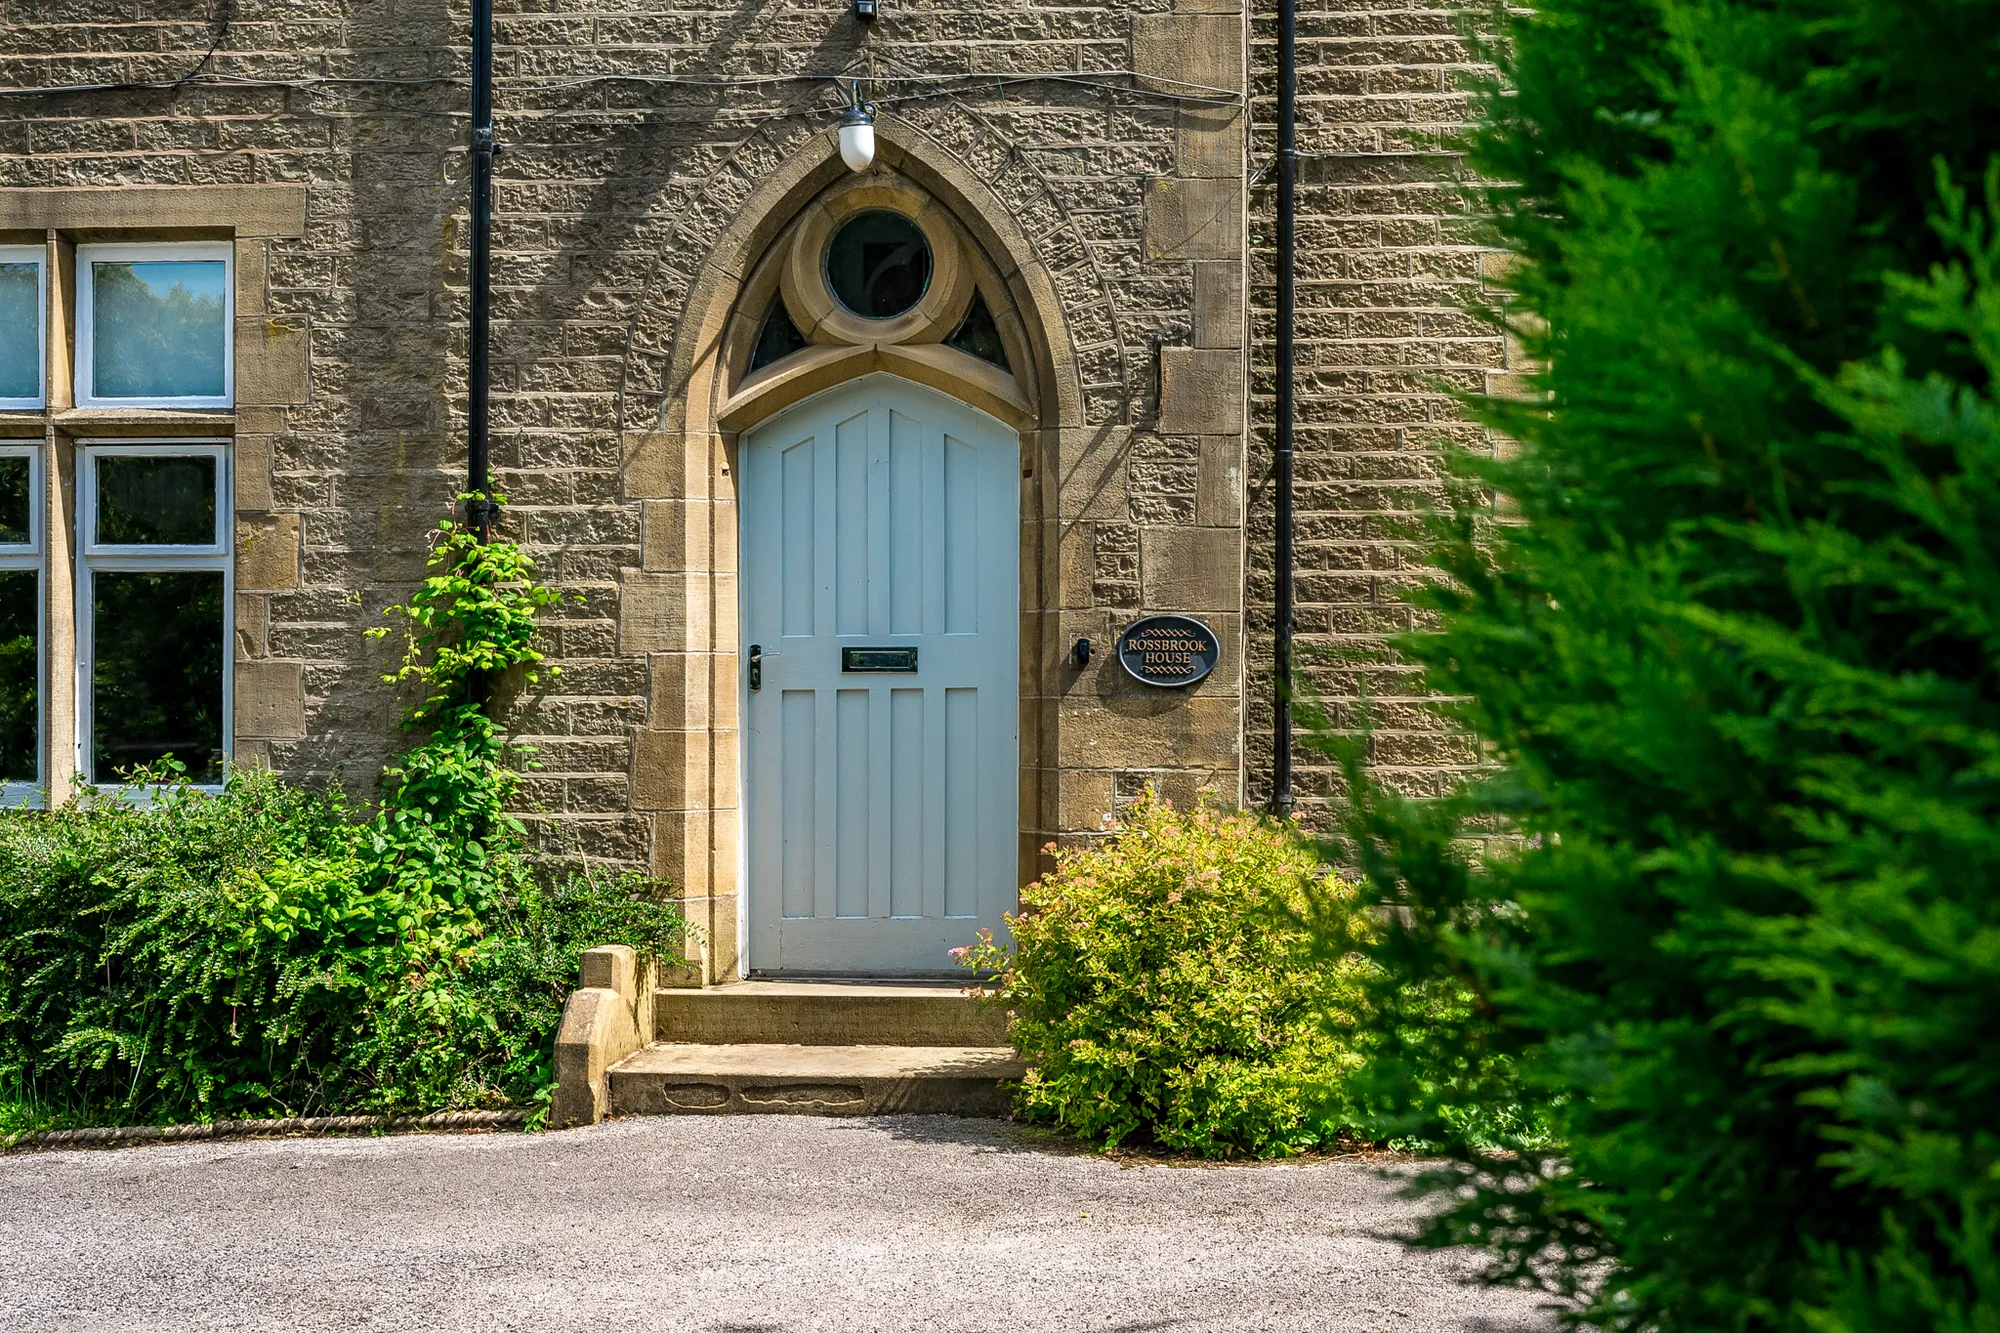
[740,374,1020,975]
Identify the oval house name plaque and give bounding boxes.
[1116,614,1220,688]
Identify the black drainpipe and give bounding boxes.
[1270,0,1297,818]
[465,0,499,538]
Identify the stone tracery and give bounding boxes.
[717,167,1039,434]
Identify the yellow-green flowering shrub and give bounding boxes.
[957,790,1374,1157]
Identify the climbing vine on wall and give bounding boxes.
[360,502,571,941]
[0,500,682,1130]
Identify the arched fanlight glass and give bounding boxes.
[946,290,1011,372]
[749,298,809,372]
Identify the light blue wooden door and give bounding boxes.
[739,375,1020,975]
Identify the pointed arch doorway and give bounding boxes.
[738,373,1020,975]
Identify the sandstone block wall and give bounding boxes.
[1244,0,1510,824]
[0,0,1255,915]
[1,0,1503,908]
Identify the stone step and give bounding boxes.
[607,1043,1024,1117]
[653,980,1007,1047]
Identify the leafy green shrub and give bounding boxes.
[0,770,360,1121]
[0,773,680,1126]
[1322,4,2000,1329]
[957,791,1374,1157]
[0,509,681,1131]
[319,861,684,1116]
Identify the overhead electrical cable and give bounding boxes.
[0,67,1241,111]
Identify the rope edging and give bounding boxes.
[2,1109,530,1153]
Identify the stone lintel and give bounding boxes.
[0,185,308,238]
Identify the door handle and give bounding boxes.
[748,644,761,692]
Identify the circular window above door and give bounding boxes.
[724,169,1037,432]
[779,179,971,347]
[825,211,932,319]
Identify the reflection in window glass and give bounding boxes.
[96,454,217,546]
[91,570,224,784]
[90,260,227,400]
[0,570,35,784]
[748,299,809,373]
[825,211,931,319]
[0,457,30,546]
[946,291,1012,372]
[0,264,38,401]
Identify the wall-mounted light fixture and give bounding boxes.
[854,0,878,21]
[838,93,877,173]
[1071,638,1092,668]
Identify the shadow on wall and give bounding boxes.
[504,0,868,441]
[294,0,910,795]
[295,0,467,795]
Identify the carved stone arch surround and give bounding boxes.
[619,117,1092,982]
[717,169,1038,434]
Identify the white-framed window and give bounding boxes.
[0,246,47,410]
[77,440,232,787]
[75,242,234,410]
[0,443,43,805]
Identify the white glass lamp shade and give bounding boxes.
[838,110,876,173]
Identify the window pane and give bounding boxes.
[825,211,931,319]
[92,570,224,784]
[90,260,227,400]
[0,456,30,545]
[95,454,217,546]
[0,263,38,401]
[0,569,36,784]
[946,291,1012,372]
[749,298,808,372]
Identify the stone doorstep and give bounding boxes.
[607,1043,1025,1117]
[654,980,1009,1047]
[552,954,1023,1127]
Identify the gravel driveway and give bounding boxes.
[0,1116,1558,1332]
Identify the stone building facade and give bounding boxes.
[0,0,1510,979]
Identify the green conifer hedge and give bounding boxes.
[1326,3,2000,1329]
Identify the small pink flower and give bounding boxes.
[947,945,970,961]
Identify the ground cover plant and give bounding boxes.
[0,509,680,1134]
[1323,2,2000,1330]
[957,790,1377,1158]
